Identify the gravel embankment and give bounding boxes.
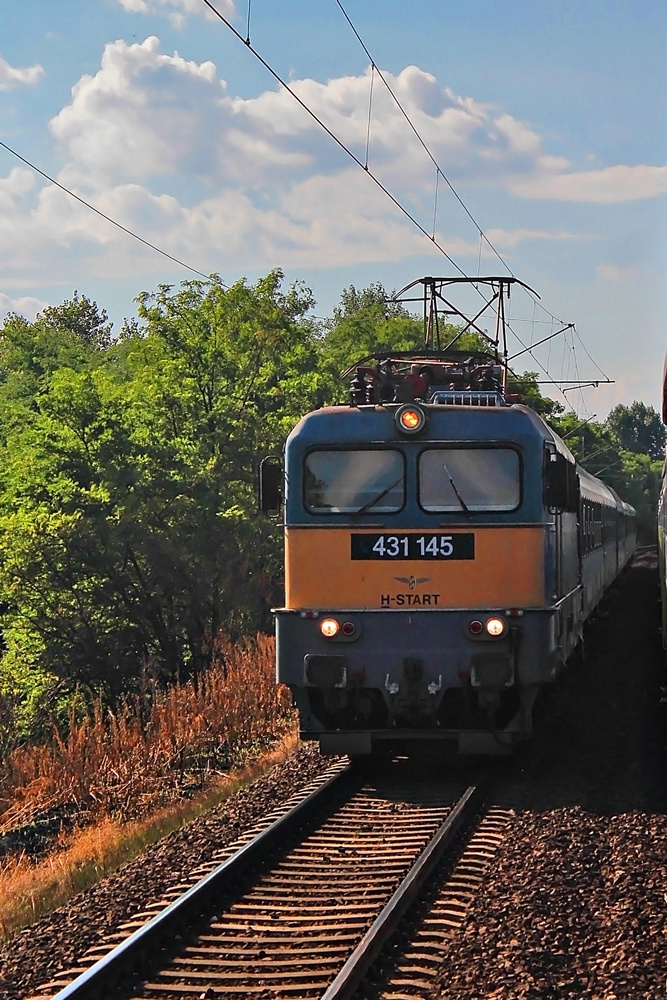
[432,548,667,999]
[433,809,666,999]
[0,742,333,1000]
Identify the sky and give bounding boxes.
[1,0,666,419]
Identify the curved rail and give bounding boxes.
[49,761,353,1000]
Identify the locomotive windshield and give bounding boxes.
[419,448,520,512]
[305,450,404,514]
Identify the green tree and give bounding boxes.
[41,291,114,351]
[550,408,662,543]
[330,282,410,324]
[0,272,324,720]
[606,401,665,461]
[548,414,617,471]
[606,450,662,544]
[321,282,423,379]
[0,294,109,437]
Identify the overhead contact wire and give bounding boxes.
[573,325,612,382]
[201,0,467,276]
[204,0,607,403]
[0,139,216,282]
[335,0,514,278]
[333,0,595,374]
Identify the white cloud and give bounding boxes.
[52,49,513,191]
[0,167,36,203]
[597,263,640,283]
[508,164,667,203]
[54,39,660,223]
[115,0,235,28]
[0,166,584,284]
[0,52,44,91]
[3,35,663,293]
[232,66,541,187]
[490,114,544,159]
[50,37,222,184]
[0,170,424,279]
[0,293,49,322]
[485,227,595,249]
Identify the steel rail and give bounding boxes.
[320,780,486,1000]
[50,761,353,1000]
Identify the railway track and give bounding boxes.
[38,756,513,1000]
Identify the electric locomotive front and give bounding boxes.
[273,394,579,755]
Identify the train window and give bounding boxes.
[418,448,520,512]
[304,450,405,514]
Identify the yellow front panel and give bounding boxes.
[285,527,546,610]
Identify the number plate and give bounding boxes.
[351,533,475,560]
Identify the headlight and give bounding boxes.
[320,618,340,638]
[485,617,506,637]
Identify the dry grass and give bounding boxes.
[0,632,297,940]
[0,728,300,941]
[0,633,292,833]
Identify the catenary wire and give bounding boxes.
[572,325,612,381]
[332,0,612,389]
[203,0,607,404]
[334,0,514,278]
[200,0,468,277]
[0,139,220,284]
[2,30,604,409]
[199,1,606,407]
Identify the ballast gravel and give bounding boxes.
[0,742,333,1000]
[431,809,667,999]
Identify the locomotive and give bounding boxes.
[261,278,636,754]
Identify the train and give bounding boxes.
[658,353,667,651]
[261,278,637,755]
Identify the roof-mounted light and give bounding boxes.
[395,403,426,435]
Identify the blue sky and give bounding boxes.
[1,0,666,418]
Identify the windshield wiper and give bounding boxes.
[354,476,403,514]
[441,460,472,517]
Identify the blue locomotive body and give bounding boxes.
[269,395,635,755]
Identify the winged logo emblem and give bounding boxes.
[394,575,430,590]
